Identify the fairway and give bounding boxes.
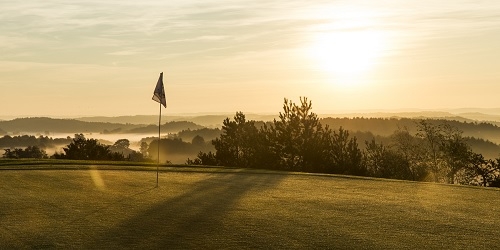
[1,166,499,249]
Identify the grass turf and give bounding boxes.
[0,163,499,249]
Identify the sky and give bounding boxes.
[1,0,500,117]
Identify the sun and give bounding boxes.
[305,8,387,88]
[309,31,384,75]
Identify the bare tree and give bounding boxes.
[416,120,444,182]
[391,126,428,181]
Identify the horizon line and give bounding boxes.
[3,107,500,120]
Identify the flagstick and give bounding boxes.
[152,71,165,188]
[157,102,161,188]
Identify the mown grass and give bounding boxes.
[1,161,499,249]
[0,158,160,167]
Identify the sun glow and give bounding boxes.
[305,7,387,88]
[309,31,384,75]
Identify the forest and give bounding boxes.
[186,98,500,187]
[3,98,500,188]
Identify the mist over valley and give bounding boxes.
[2,110,500,163]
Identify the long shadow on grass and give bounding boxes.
[88,170,285,248]
[68,186,158,226]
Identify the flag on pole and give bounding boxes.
[152,72,167,108]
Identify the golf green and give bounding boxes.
[1,166,499,249]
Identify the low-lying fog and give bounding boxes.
[44,133,161,150]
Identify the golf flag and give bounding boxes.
[152,72,166,108]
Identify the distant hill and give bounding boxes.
[5,113,500,144]
[321,117,500,144]
[75,115,230,126]
[176,114,278,128]
[0,117,209,135]
[126,121,204,134]
[320,111,500,125]
[455,112,500,124]
[2,115,500,159]
[0,117,142,134]
[74,111,500,128]
[177,128,222,142]
[76,114,278,128]
[75,115,159,125]
[448,108,500,116]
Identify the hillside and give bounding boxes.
[0,117,141,134]
[76,115,234,127]
[75,115,163,125]
[76,114,278,127]
[2,115,500,160]
[0,118,207,135]
[126,121,204,134]
[321,117,500,144]
[5,113,499,141]
[320,110,500,124]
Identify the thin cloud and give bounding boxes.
[0,0,324,63]
[2,0,500,116]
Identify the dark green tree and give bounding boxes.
[113,139,130,149]
[212,112,261,168]
[328,127,364,175]
[2,146,48,159]
[364,139,411,179]
[269,97,330,172]
[191,135,205,147]
[54,134,124,160]
[186,151,218,166]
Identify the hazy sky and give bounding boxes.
[2,0,500,117]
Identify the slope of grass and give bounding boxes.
[0,164,499,249]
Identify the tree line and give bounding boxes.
[2,133,213,164]
[3,97,500,188]
[320,117,500,145]
[0,135,72,149]
[189,98,500,187]
[2,134,145,161]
